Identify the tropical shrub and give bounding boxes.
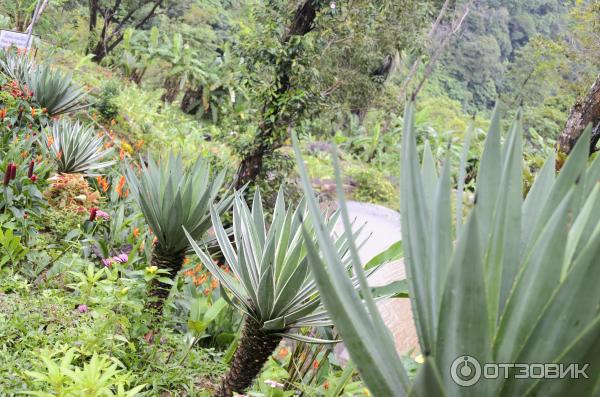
[294,104,600,396]
[44,118,115,175]
[185,190,375,397]
[26,63,88,116]
[126,152,232,314]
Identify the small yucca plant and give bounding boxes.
[126,153,232,314]
[26,63,88,116]
[294,104,600,396]
[44,119,115,175]
[185,190,371,397]
[0,48,34,84]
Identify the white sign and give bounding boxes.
[0,30,34,51]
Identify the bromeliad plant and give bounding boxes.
[44,118,115,175]
[294,104,600,396]
[126,153,232,314]
[185,190,371,397]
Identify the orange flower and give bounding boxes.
[119,149,125,160]
[194,274,208,286]
[183,257,190,265]
[133,227,140,238]
[312,360,319,370]
[277,347,289,359]
[116,175,126,197]
[47,135,54,146]
[210,278,218,290]
[96,176,109,192]
[134,140,144,150]
[0,108,6,120]
[31,108,36,117]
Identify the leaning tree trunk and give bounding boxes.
[215,320,283,397]
[145,243,186,315]
[234,0,319,189]
[558,73,600,155]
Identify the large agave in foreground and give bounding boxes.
[294,104,600,396]
[26,63,88,116]
[185,190,371,397]
[126,153,232,314]
[44,119,115,175]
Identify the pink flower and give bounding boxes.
[78,304,88,313]
[264,379,284,388]
[96,210,110,220]
[101,258,112,267]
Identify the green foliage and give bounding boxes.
[347,167,397,208]
[126,152,232,255]
[44,118,115,175]
[0,48,35,84]
[186,190,370,341]
[26,63,88,117]
[94,81,121,122]
[294,104,600,395]
[0,225,28,268]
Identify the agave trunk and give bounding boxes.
[215,320,283,397]
[146,243,186,315]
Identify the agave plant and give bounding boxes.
[26,63,88,116]
[294,104,600,396]
[126,153,232,314]
[184,190,372,397]
[44,119,115,175]
[0,48,34,84]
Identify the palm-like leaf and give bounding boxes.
[185,190,374,397]
[294,103,600,396]
[26,63,88,116]
[44,119,115,175]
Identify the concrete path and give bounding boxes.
[333,201,419,362]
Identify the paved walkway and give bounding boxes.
[333,201,419,362]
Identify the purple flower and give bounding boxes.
[96,210,110,220]
[112,253,128,263]
[77,304,88,313]
[101,258,112,267]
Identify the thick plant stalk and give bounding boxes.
[215,320,283,397]
[146,243,186,315]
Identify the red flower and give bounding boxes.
[89,207,98,222]
[10,163,16,180]
[29,174,37,182]
[27,160,34,178]
[3,164,11,186]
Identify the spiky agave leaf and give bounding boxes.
[26,63,88,116]
[126,152,232,256]
[44,118,115,175]
[185,189,376,397]
[0,48,35,84]
[186,189,373,337]
[293,103,600,396]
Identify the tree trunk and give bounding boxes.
[162,75,180,103]
[215,320,283,397]
[558,73,600,155]
[234,0,319,189]
[145,243,186,315]
[181,86,203,114]
[87,0,99,54]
